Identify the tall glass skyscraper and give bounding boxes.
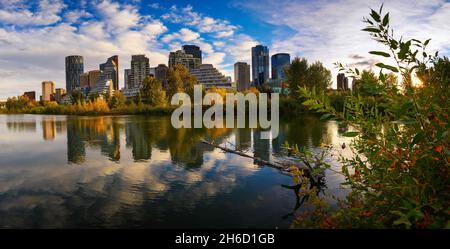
[65,55,84,94]
[271,53,290,80]
[182,45,202,63]
[251,45,269,87]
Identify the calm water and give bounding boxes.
[0,114,352,228]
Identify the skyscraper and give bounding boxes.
[42,81,55,101]
[168,49,201,70]
[182,45,202,63]
[337,73,349,90]
[251,45,270,88]
[189,64,232,89]
[23,91,36,101]
[100,56,119,90]
[234,62,251,92]
[65,55,84,94]
[155,64,169,88]
[130,55,150,89]
[88,70,101,88]
[271,53,290,80]
[124,69,132,89]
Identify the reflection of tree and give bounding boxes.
[6,120,36,132]
[235,128,251,152]
[252,129,270,162]
[66,117,122,163]
[283,115,329,147]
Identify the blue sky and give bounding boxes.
[0,0,449,100]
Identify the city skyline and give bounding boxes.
[1,0,449,100]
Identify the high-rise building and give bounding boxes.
[88,70,101,88]
[155,64,169,88]
[271,53,290,80]
[251,45,270,87]
[234,62,251,92]
[54,88,66,103]
[337,73,349,91]
[23,91,36,101]
[124,69,132,89]
[80,72,89,88]
[100,56,119,90]
[42,81,55,101]
[189,64,232,89]
[65,55,84,94]
[130,55,150,89]
[168,49,201,70]
[182,45,202,63]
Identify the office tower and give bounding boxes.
[124,69,132,89]
[189,64,232,89]
[80,72,89,88]
[271,53,290,80]
[88,70,101,88]
[100,56,119,90]
[182,45,202,63]
[23,91,36,101]
[41,81,55,101]
[234,62,251,92]
[65,55,84,94]
[251,45,270,87]
[337,73,349,90]
[168,49,201,70]
[54,88,66,102]
[155,64,169,88]
[130,55,150,89]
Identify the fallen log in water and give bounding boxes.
[200,139,325,186]
[200,139,301,172]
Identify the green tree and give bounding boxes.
[166,67,184,98]
[352,70,381,96]
[109,91,126,109]
[70,90,84,104]
[141,76,167,106]
[307,61,332,91]
[285,57,308,98]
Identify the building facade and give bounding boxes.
[100,56,119,91]
[88,70,101,88]
[234,62,251,92]
[80,72,89,88]
[168,49,201,70]
[337,73,349,91]
[54,88,66,103]
[42,81,55,101]
[65,55,84,94]
[130,55,150,89]
[271,53,290,80]
[251,45,270,88]
[23,91,36,101]
[182,45,202,63]
[189,64,232,89]
[155,64,169,89]
[124,69,132,89]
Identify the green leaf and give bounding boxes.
[382,13,389,26]
[369,51,391,57]
[375,63,399,72]
[362,27,380,33]
[398,41,411,60]
[424,39,431,46]
[342,132,359,137]
[370,9,381,22]
[320,113,333,121]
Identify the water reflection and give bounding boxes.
[0,114,352,228]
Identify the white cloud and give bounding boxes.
[0,0,65,26]
[161,28,200,43]
[64,9,91,23]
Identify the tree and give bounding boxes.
[352,70,382,96]
[109,91,126,109]
[285,57,308,98]
[307,61,332,91]
[71,90,84,104]
[166,67,184,98]
[141,76,167,106]
[285,57,331,98]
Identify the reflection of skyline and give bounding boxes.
[0,114,351,228]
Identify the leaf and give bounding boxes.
[382,13,389,26]
[355,68,360,75]
[343,132,359,137]
[320,113,333,121]
[375,63,399,72]
[398,41,411,60]
[424,39,431,46]
[369,51,391,57]
[362,27,380,33]
[370,9,381,22]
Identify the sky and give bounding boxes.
[0,0,449,100]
